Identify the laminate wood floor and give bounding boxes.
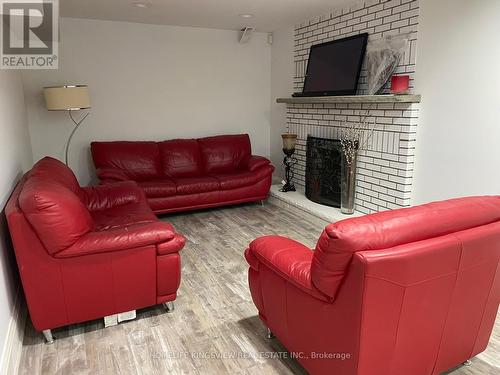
[17,202,500,375]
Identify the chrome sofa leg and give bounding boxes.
[267,328,274,339]
[260,200,265,207]
[42,329,54,344]
[463,360,472,366]
[163,301,175,313]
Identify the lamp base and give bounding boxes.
[281,155,297,193]
[280,183,296,193]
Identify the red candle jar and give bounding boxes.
[390,75,410,94]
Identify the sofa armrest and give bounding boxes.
[157,233,186,255]
[246,235,329,301]
[54,222,176,258]
[81,181,145,211]
[242,155,271,172]
[96,167,129,182]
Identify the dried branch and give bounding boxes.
[340,107,375,166]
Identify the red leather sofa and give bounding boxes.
[245,197,500,375]
[90,134,274,214]
[6,157,185,341]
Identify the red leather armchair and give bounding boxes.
[6,157,185,342]
[246,197,500,375]
[91,134,275,214]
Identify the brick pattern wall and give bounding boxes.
[286,0,420,214]
[287,102,418,214]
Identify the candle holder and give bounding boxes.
[280,134,298,192]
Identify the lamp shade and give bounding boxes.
[43,85,90,111]
[282,133,297,151]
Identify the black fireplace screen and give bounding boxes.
[306,136,342,208]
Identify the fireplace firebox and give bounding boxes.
[305,136,342,208]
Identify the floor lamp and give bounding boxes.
[43,85,91,165]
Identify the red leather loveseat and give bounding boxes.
[6,157,185,342]
[90,134,274,214]
[246,197,500,375]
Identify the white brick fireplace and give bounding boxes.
[276,0,421,215]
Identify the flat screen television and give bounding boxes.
[297,33,368,97]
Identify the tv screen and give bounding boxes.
[302,33,368,96]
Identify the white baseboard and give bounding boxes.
[0,289,27,375]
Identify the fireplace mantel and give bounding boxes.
[276,94,421,105]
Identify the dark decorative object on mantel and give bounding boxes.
[280,134,297,192]
[305,136,342,207]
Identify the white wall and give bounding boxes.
[22,18,271,184]
[270,26,294,184]
[0,71,33,371]
[413,0,500,204]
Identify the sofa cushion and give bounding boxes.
[174,176,220,195]
[91,201,157,231]
[198,134,251,174]
[158,139,203,177]
[28,157,81,196]
[19,177,93,254]
[91,141,162,180]
[137,179,177,198]
[215,166,274,190]
[312,196,500,299]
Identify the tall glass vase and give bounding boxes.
[341,151,358,214]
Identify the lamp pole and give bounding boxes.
[65,110,90,166]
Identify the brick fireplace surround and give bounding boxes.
[283,0,420,214]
